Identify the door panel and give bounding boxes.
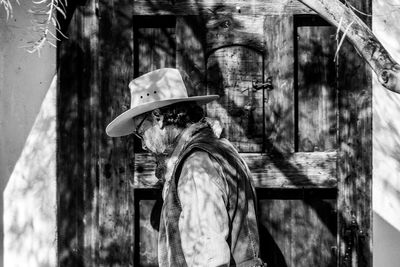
[132,14,339,267]
[264,15,295,154]
[259,199,337,267]
[297,25,337,152]
[59,1,372,266]
[206,46,264,152]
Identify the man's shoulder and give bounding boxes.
[182,150,216,169]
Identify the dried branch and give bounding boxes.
[26,0,68,55]
[299,0,400,94]
[1,0,68,55]
[0,0,19,19]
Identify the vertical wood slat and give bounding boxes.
[133,15,177,266]
[206,46,264,152]
[82,0,100,265]
[134,16,176,76]
[297,25,337,152]
[258,199,337,267]
[98,0,134,266]
[337,0,372,266]
[58,1,99,266]
[58,10,85,267]
[176,16,206,97]
[203,14,265,152]
[263,15,295,154]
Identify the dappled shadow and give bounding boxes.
[3,75,57,267]
[57,0,375,266]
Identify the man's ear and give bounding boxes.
[151,109,164,129]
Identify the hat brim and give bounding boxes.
[106,95,219,137]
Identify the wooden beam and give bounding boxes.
[134,152,337,189]
[337,1,373,266]
[97,0,135,266]
[132,0,314,16]
[298,0,400,94]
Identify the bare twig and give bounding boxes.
[1,0,68,55]
[27,0,68,54]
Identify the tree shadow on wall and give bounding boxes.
[58,1,373,267]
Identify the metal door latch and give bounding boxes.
[252,76,274,92]
[252,76,274,103]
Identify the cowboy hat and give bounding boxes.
[106,68,219,137]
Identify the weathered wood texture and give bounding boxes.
[133,15,177,267]
[134,16,176,77]
[264,15,295,153]
[134,152,337,189]
[58,11,85,267]
[205,14,266,54]
[176,16,206,97]
[298,0,400,94]
[206,47,264,152]
[132,0,314,15]
[337,1,373,266]
[57,1,99,266]
[138,199,159,266]
[259,199,337,267]
[296,24,337,152]
[98,0,135,266]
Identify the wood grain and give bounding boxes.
[135,18,176,76]
[297,24,337,152]
[205,14,266,54]
[132,0,314,15]
[259,199,337,267]
[98,0,135,266]
[58,1,100,266]
[176,16,206,97]
[206,46,265,152]
[337,1,373,266]
[134,152,337,189]
[263,15,295,153]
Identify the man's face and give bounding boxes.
[133,112,168,155]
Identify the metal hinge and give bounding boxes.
[343,214,366,266]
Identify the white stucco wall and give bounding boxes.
[0,1,56,267]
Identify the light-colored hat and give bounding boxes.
[106,68,219,137]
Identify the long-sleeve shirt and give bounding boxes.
[177,151,231,266]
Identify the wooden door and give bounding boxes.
[57,1,372,266]
[132,12,338,267]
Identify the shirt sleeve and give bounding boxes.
[177,151,230,267]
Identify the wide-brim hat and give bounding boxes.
[106,68,219,137]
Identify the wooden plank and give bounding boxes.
[205,14,266,54]
[58,1,101,266]
[132,0,315,15]
[134,152,337,189]
[263,15,295,153]
[206,46,265,152]
[337,1,372,266]
[176,16,206,97]
[58,9,86,267]
[296,24,337,152]
[98,0,135,266]
[258,199,337,267]
[132,16,178,266]
[134,16,176,77]
[138,199,160,266]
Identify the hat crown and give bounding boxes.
[129,68,188,108]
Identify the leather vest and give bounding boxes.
[158,126,264,267]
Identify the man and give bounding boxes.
[106,68,265,267]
